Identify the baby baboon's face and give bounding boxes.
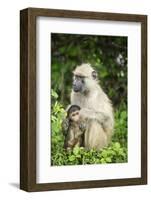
[70,110,80,122]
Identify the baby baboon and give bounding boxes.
[63,105,86,150]
[71,63,114,150]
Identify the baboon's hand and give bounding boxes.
[62,118,69,134]
[79,123,86,131]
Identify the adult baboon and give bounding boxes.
[71,63,114,150]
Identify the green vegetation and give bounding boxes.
[51,33,127,166]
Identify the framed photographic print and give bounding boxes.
[20,8,147,192]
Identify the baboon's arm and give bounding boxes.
[62,118,69,135]
[79,108,110,125]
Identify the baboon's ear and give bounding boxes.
[92,70,98,80]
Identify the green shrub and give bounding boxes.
[51,89,127,166]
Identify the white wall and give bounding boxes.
[0,0,150,199]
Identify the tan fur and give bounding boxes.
[71,63,114,150]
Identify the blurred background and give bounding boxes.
[51,33,127,108]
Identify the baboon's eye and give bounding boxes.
[75,75,85,79]
[81,78,85,83]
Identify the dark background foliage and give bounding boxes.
[51,33,127,108]
[51,33,127,166]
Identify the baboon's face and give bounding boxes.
[72,70,97,93]
[72,75,86,93]
[70,110,80,122]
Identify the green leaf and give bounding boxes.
[114,142,121,149]
[69,155,76,161]
[51,89,58,99]
[100,158,106,164]
[105,157,112,163]
[73,146,80,155]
